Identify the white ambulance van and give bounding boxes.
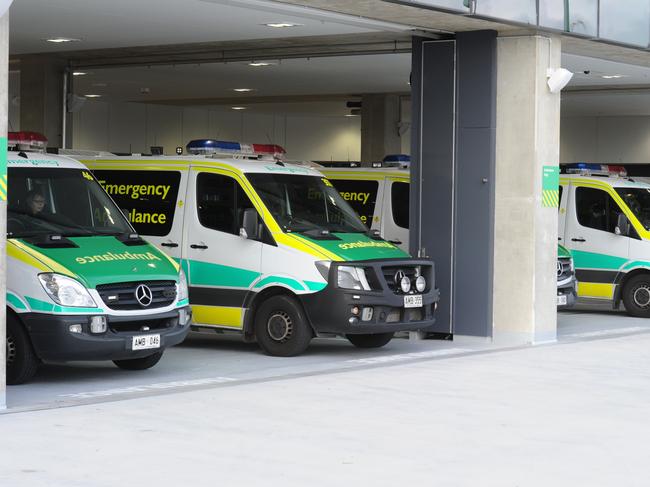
[559,163,650,316]
[322,156,577,309]
[5,132,191,384]
[79,141,440,356]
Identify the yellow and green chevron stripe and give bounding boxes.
[0,136,7,201]
[542,165,560,208]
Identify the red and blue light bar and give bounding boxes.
[8,131,48,151]
[186,139,286,158]
[564,163,627,177]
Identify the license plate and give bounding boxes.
[404,295,423,308]
[132,334,160,350]
[557,295,568,306]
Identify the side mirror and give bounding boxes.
[240,208,261,240]
[615,213,630,236]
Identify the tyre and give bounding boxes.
[113,351,164,370]
[254,295,313,356]
[622,274,650,318]
[346,332,394,349]
[6,314,39,385]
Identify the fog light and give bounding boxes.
[415,276,426,293]
[348,317,359,325]
[351,306,360,316]
[400,276,411,293]
[89,316,107,334]
[179,308,189,326]
[361,307,373,321]
[69,324,83,334]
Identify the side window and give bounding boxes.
[575,186,621,234]
[391,182,409,229]
[328,179,378,226]
[94,170,180,236]
[558,185,563,210]
[197,173,254,235]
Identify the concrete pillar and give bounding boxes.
[361,94,402,162]
[19,55,66,148]
[492,35,561,344]
[1,11,10,409]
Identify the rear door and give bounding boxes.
[565,181,630,299]
[184,166,263,329]
[327,176,381,230]
[380,178,410,251]
[92,165,187,262]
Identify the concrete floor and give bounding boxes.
[1,312,649,486]
[5,308,650,411]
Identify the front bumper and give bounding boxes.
[557,279,577,309]
[21,306,192,362]
[301,259,440,335]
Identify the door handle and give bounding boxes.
[190,244,208,249]
[161,242,179,248]
[571,238,586,242]
[389,240,403,245]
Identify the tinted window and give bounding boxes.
[566,0,598,37]
[575,186,622,233]
[599,0,650,47]
[559,185,564,210]
[475,0,537,24]
[392,182,410,229]
[539,0,566,29]
[328,179,379,227]
[94,170,180,237]
[197,173,254,235]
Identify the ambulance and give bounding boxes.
[559,163,650,317]
[5,132,191,384]
[78,140,440,356]
[321,156,577,309]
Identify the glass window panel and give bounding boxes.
[539,0,566,29]
[475,0,537,24]
[599,0,650,47]
[399,0,469,11]
[566,0,598,36]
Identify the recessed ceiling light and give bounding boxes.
[345,114,359,117]
[72,71,87,76]
[233,88,255,92]
[84,94,102,98]
[249,61,275,67]
[601,74,625,79]
[263,22,302,28]
[231,106,247,110]
[44,37,81,43]
[92,82,108,87]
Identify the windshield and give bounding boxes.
[616,187,650,230]
[247,173,367,234]
[7,167,133,238]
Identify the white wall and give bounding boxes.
[561,116,650,164]
[72,100,362,161]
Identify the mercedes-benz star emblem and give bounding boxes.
[557,261,563,278]
[135,284,153,307]
[394,270,406,285]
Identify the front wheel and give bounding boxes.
[254,295,313,356]
[6,314,39,385]
[113,351,164,370]
[346,332,394,349]
[622,274,650,318]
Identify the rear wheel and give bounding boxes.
[6,314,39,385]
[623,274,650,318]
[113,351,164,370]
[254,295,312,356]
[346,332,394,349]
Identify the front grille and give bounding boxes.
[109,317,177,333]
[382,266,419,294]
[96,280,176,310]
[557,258,573,282]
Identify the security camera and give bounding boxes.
[547,68,574,94]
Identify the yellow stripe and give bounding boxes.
[192,305,243,328]
[274,233,342,261]
[0,178,6,191]
[158,250,180,272]
[7,241,51,271]
[9,239,76,277]
[578,282,614,299]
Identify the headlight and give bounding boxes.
[177,268,189,301]
[415,275,426,293]
[337,266,371,291]
[38,273,97,308]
